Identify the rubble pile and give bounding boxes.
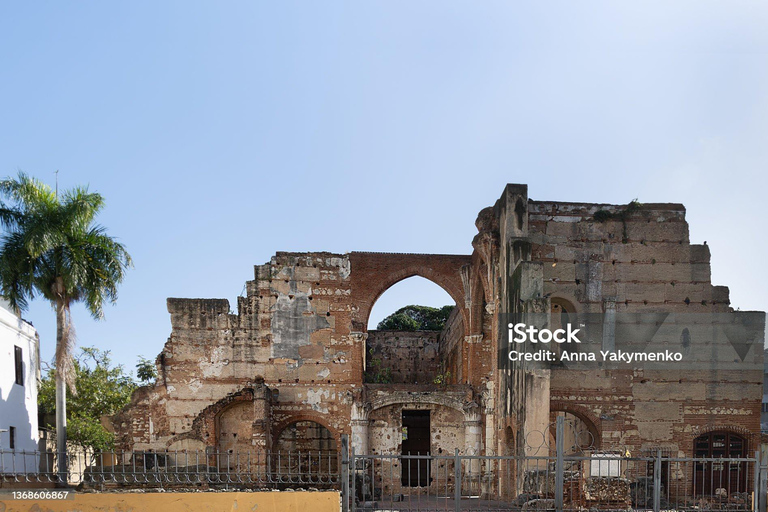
[583,477,631,508]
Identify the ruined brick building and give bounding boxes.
[113,184,764,492]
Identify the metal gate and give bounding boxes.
[340,417,768,512]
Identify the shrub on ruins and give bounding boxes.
[376,304,454,331]
[135,356,158,384]
[39,347,137,451]
[364,352,394,384]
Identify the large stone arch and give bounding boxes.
[270,414,340,475]
[348,252,472,333]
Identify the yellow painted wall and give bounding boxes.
[0,490,340,512]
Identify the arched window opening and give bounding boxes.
[550,298,574,331]
[273,420,338,475]
[504,426,515,455]
[550,411,598,455]
[693,431,747,496]
[366,277,459,385]
[274,420,336,452]
[550,298,577,363]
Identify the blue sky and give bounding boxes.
[1,1,766,373]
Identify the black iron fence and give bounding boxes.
[1,439,766,512]
[344,449,766,512]
[0,447,339,488]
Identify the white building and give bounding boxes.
[0,298,39,473]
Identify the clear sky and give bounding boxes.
[1,1,766,373]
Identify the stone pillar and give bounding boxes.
[350,332,369,381]
[463,402,482,495]
[602,298,616,352]
[350,401,372,456]
[464,417,482,454]
[251,382,272,475]
[351,419,371,456]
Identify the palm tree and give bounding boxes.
[0,172,132,484]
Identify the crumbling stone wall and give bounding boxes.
[368,402,464,455]
[529,199,763,456]
[111,183,764,494]
[114,253,360,452]
[476,188,764,466]
[366,330,440,384]
[438,307,464,384]
[113,251,476,458]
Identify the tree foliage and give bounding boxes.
[376,304,455,331]
[0,171,133,390]
[135,356,157,384]
[39,347,136,451]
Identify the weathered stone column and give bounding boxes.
[464,419,482,455]
[251,382,272,476]
[463,401,482,495]
[602,298,616,352]
[350,401,372,455]
[349,332,368,382]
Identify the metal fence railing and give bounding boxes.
[343,451,765,512]
[338,416,768,512]
[2,426,767,512]
[0,448,339,489]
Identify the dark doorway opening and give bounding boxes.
[401,410,431,487]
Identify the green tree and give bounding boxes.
[135,356,157,384]
[376,304,455,331]
[0,172,132,481]
[39,347,137,451]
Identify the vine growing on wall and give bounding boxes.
[432,370,452,387]
[364,351,393,384]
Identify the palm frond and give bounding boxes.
[0,172,57,214]
[0,171,132,397]
[0,231,38,311]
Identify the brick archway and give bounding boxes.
[688,423,757,453]
[348,252,472,333]
[549,401,602,450]
[271,412,343,448]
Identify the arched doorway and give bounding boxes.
[273,420,338,475]
[693,431,748,495]
[549,410,599,455]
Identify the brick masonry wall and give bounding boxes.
[366,330,441,384]
[112,185,764,469]
[527,200,763,456]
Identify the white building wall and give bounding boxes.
[0,299,40,473]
